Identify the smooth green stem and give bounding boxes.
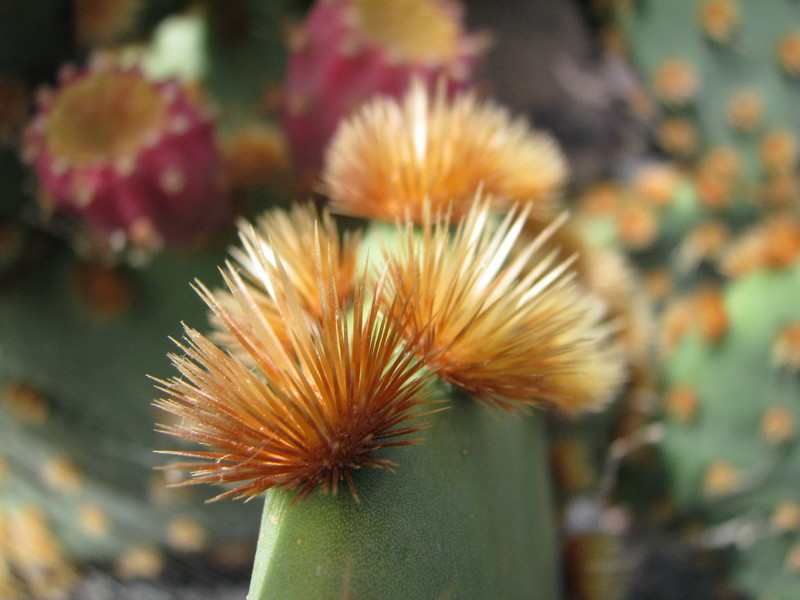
[248,396,562,600]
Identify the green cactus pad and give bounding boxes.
[249,394,562,600]
[659,257,800,599]
[617,0,800,194]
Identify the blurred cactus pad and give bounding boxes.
[615,0,800,202]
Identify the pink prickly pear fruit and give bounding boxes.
[283,0,487,179]
[22,55,230,256]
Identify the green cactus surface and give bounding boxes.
[250,394,561,600]
[617,0,800,201]
[659,253,800,599]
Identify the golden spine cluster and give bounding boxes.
[323,80,567,223]
[156,82,624,501]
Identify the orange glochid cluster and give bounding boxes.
[156,199,624,500]
[156,209,436,502]
[322,79,567,223]
[208,203,361,359]
[379,198,624,414]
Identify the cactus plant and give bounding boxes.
[611,0,800,209]
[148,50,635,597]
[155,196,624,599]
[8,0,800,598]
[570,2,800,598]
[0,238,267,596]
[658,225,800,600]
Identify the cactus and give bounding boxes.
[611,0,800,208]
[571,0,800,300]
[315,72,652,600]
[658,226,800,600]
[155,196,624,599]
[572,165,756,296]
[569,2,800,598]
[0,238,266,595]
[0,3,566,598]
[8,0,800,598]
[148,43,634,597]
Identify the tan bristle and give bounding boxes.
[659,297,696,356]
[761,172,800,209]
[323,80,567,223]
[41,457,84,495]
[695,168,733,211]
[760,130,798,174]
[760,405,795,445]
[631,163,679,207]
[664,385,699,423]
[659,288,727,351]
[693,286,728,344]
[676,220,729,272]
[617,203,657,249]
[238,204,361,319]
[156,212,435,501]
[726,89,764,132]
[703,461,738,497]
[78,504,110,538]
[207,287,290,366]
[381,197,624,414]
[721,228,767,278]
[703,146,740,180]
[698,0,739,43]
[581,247,653,369]
[166,516,207,552]
[521,218,651,370]
[0,554,18,600]
[2,383,49,426]
[785,545,800,573]
[773,322,800,370]
[763,219,800,268]
[657,117,699,158]
[5,507,77,598]
[580,182,623,216]
[653,58,698,105]
[725,217,800,275]
[113,545,164,580]
[643,268,673,304]
[777,30,800,78]
[772,501,800,533]
[210,204,361,362]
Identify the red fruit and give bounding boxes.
[283,0,486,178]
[22,55,230,254]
